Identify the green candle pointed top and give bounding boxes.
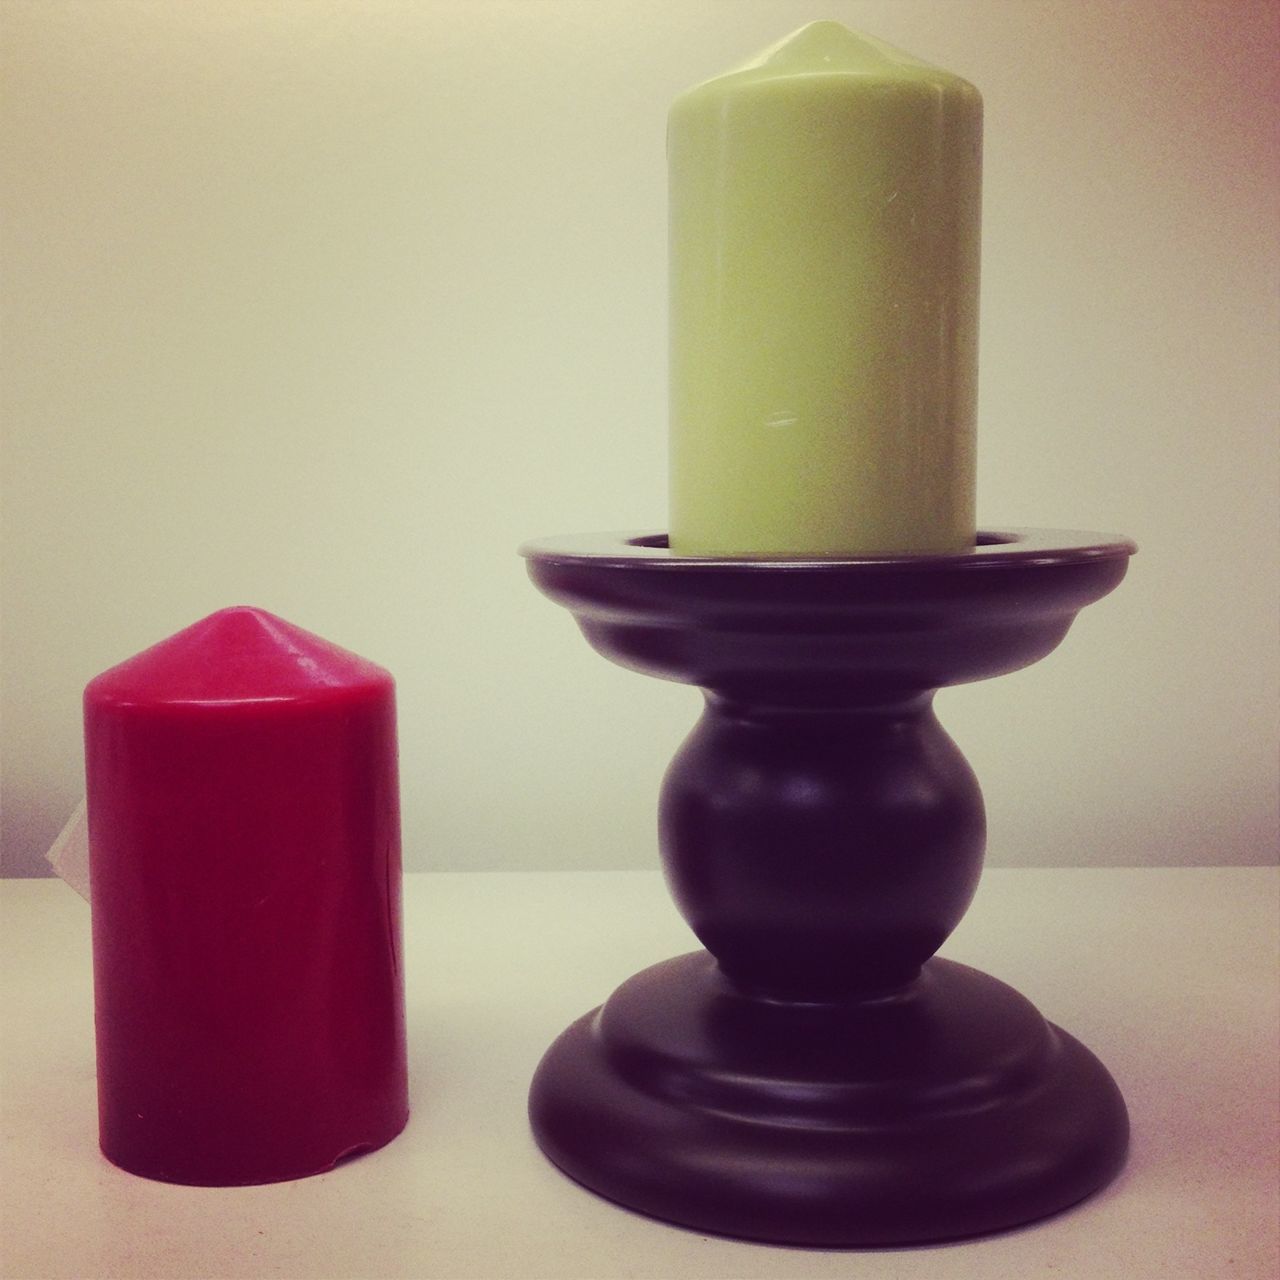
[668,22,982,557]
[708,18,956,82]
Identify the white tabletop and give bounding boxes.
[3,868,1278,1280]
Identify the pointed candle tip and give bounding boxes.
[85,607,391,706]
[699,20,969,89]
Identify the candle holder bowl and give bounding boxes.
[520,529,1135,1247]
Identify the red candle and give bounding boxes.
[83,607,409,1185]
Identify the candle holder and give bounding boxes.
[521,528,1135,1247]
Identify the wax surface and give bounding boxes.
[668,21,981,557]
[84,606,409,1185]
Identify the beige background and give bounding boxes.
[2,0,1277,876]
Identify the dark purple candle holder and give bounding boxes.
[520,528,1135,1247]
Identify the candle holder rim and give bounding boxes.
[519,528,1137,571]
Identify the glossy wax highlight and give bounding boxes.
[668,22,981,557]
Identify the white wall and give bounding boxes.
[3,0,1277,875]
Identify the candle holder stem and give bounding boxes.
[522,530,1134,1246]
[663,691,983,998]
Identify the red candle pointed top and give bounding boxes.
[85,606,391,708]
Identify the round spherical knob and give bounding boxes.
[660,697,984,996]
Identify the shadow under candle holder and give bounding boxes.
[519,528,1135,1247]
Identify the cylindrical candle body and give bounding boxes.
[84,607,408,1186]
[669,22,981,556]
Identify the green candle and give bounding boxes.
[668,22,981,557]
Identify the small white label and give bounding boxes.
[46,800,90,901]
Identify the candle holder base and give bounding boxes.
[532,951,1125,1246]
[521,530,1135,1247]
